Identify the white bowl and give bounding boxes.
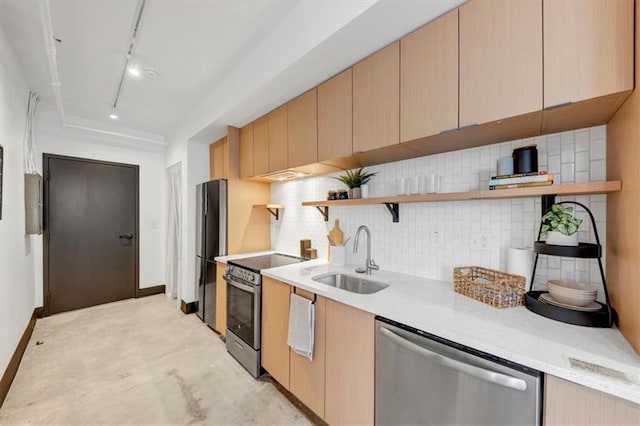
[547,279,597,294]
[547,279,597,307]
[547,290,596,307]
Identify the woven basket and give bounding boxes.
[453,266,526,308]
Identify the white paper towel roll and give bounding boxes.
[507,247,534,286]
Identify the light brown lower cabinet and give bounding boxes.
[289,288,325,418]
[261,277,291,389]
[214,263,227,336]
[260,279,375,424]
[544,375,640,425]
[324,299,375,426]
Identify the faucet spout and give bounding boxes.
[353,225,379,275]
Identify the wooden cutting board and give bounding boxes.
[329,219,344,245]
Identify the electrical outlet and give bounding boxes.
[431,230,444,248]
[469,232,491,251]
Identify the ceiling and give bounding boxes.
[0,0,465,147]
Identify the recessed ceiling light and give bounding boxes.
[143,68,160,79]
[128,66,141,77]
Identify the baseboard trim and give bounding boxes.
[181,300,198,315]
[137,285,166,298]
[0,308,38,408]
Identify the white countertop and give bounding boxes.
[258,260,640,404]
[215,251,277,264]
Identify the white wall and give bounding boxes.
[165,140,209,304]
[34,111,167,306]
[272,126,608,299]
[0,24,37,377]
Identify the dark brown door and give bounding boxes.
[43,154,139,315]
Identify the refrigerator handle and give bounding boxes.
[219,180,227,255]
[204,186,209,215]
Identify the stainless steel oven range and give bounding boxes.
[224,253,306,377]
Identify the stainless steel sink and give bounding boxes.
[311,272,389,294]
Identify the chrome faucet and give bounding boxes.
[353,225,379,275]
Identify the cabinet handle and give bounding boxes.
[458,123,479,131]
[544,101,572,111]
[439,127,458,135]
[379,327,527,391]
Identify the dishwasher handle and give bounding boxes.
[379,326,527,391]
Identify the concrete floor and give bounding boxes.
[0,295,311,425]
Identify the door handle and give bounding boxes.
[119,234,134,240]
[224,275,256,293]
[379,327,527,391]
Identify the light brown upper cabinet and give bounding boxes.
[459,0,542,126]
[261,277,291,389]
[269,105,288,173]
[544,0,633,108]
[239,123,254,179]
[318,68,353,162]
[253,116,269,176]
[541,0,634,133]
[288,89,318,168]
[401,9,458,142]
[353,42,400,153]
[209,136,228,180]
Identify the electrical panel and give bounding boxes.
[25,173,43,235]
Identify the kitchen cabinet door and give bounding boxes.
[214,262,226,336]
[353,42,400,153]
[544,0,633,109]
[261,277,291,389]
[318,69,352,162]
[287,89,318,169]
[544,375,640,425]
[401,9,458,142]
[325,299,375,425]
[459,0,542,126]
[209,137,228,180]
[239,123,254,179]
[253,116,269,176]
[269,105,288,173]
[289,288,325,418]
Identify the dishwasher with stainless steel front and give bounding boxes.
[375,317,542,425]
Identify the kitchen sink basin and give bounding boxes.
[311,272,389,294]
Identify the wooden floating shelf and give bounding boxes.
[254,204,285,220]
[301,181,621,222]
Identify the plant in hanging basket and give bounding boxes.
[541,204,583,246]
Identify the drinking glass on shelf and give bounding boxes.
[427,175,442,193]
[396,178,409,196]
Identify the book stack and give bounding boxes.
[489,171,553,190]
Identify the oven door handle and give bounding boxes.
[224,275,257,293]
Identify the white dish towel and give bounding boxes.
[287,293,315,360]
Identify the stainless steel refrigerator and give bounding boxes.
[195,179,227,329]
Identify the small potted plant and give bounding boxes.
[541,204,583,246]
[333,167,377,199]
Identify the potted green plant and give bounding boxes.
[333,167,377,199]
[541,204,583,246]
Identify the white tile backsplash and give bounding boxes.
[270,126,608,297]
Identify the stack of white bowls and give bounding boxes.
[547,279,597,306]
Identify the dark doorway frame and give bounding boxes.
[42,154,140,316]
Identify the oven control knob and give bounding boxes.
[249,275,255,282]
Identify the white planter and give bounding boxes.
[349,187,361,199]
[545,230,579,246]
